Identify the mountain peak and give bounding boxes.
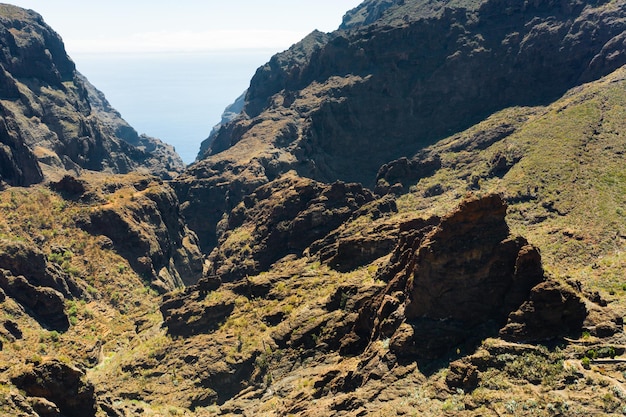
[0,4,184,186]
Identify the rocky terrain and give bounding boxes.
[1,1,626,416]
[0,5,184,187]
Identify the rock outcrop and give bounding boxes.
[308,195,400,271]
[0,238,94,331]
[0,5,183,185]
[0,269,69,331]
[0,238,86,298]
[207,173,375,281]
[0,107,43,186]
[160,277,234,337]
[76,176,203,290]
[500,280,588,342]
[341,194,584,359]
[12,361,97,417]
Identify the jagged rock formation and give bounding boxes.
[73,175,203,291]
[1,1,626,416]
[208,172,376,281]
[11,360,97,417]
[308,194,400,271]
[0,108,43,186]
[0,238,87,298]
[339,194,571,358]
[197,90,246,160]
[0,269,69,331]
[0,5,183,186]
[150,194,622,415]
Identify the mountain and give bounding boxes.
[1,1,626,416]
[0,4,184,187]
[177,0,626,252]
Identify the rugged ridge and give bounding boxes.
[0,5,184,186]
[208,172,376,281]
[1,1,626,416]
[177,0,626,253]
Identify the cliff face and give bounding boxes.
[178,0,626,252]
[0,5,184,186]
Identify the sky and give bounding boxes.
[4,1,364,162]
[5,1,363,53]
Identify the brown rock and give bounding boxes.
[161,289,236,337]
[310,196,399,272]
[0,239,84,298]
[29,397,61,417]
[3,319,22,339]
[78,180,203,288]
[375,152,442,192]
[499,280,587,342]
[446,360,479,392]
[12,360,97,417]
[49,175,91,201]
[0,269,69,331]
[348,194,546,359]
[208,173,375,281]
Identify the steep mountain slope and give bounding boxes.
[136,68,624,416]
[0,4,184,186]
[1,1,626,417]
[178,0,626,252]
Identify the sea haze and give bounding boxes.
[74,50,275,164]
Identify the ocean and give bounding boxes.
[73,50,277,164]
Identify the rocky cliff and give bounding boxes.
[177,0,626,253]
[0,5,184,186]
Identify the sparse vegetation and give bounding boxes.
[1,2,626,416]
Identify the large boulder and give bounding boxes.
[500,280,588,342]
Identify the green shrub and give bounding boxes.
[581,357,591,369]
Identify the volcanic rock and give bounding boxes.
[0,5,183,185]
[176,0,626,256]
[344,194,547,359]
[499,280,588,342]
[309,195,400,272]
[0,269,69,331]
[0,238,85,298]
[207,173,375,281]
[161,287,236,337]
[12,360,97,417]
[78,178,203,289]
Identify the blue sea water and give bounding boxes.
[73,50,276,164]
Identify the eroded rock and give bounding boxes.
[344,194,547,359]
[0,238,85,298]
[11,360,97,417]
[0,269,69,331]
[208,173,375,281]
[161,288,236,337]
[500,280,588,342]
[78,179,203,289]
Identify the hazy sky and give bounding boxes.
[3,1,364,162]
[5,1,363,54]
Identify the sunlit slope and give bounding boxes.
[396,66,626,295]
